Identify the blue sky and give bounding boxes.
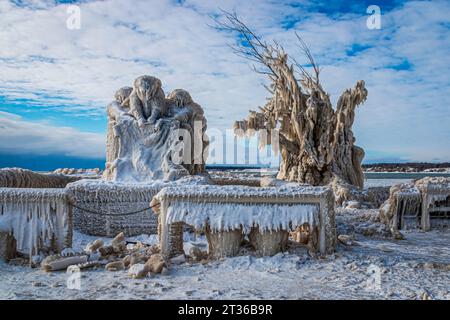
[0,0,449,169]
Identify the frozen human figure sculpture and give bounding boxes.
[103,76,208,182]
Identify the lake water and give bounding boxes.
[363,172,450,188]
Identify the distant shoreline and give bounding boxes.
[2,162,450,174]
[206,163,450,174]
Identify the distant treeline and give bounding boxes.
[363,162,450,172]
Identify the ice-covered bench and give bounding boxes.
[153,185,336,257]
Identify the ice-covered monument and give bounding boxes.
[103,76,207,182]
[67,75,209,237]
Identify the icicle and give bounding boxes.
[0,188,70,254]
[164,199,319,232]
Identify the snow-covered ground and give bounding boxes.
[1,209,449,300]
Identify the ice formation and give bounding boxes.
[103,75,208,183]
[66,175,211,237]
[154,184,336,257]
[0,188,72,255]
[0,168,80,188]
[222,13,367,188]
[164,199,319,233]
[379,183,422,231]
[0,232,16,260]
[41,253,88,272]
[63,75,210,236]
[331,178,390,207]
[39,232,167,274]
[380,177,450,231]
[416,177,450,230]
[156,184,332,199]
[209,171,262,187]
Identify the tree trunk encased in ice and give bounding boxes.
[219,11,368,188]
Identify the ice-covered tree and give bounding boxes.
[217,11,368,187]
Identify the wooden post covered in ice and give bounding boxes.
[380,177,450,232]
[416,177,450,231]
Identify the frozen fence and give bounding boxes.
[66,180,162,237]
[0,188,72,255]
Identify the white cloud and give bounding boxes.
[0,111,105,158]
[0,0,270,131]
[0,0,449,161]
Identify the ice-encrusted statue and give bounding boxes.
[166,89,208,175]
[123,75,168,128]
[103,75,208,182]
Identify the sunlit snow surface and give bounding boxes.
[1,209,449,300]
[0,172,449,299]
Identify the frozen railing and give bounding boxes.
[154,185,336,257]
[380,177,450,231]
[66,180,162,237]
[416,177,450,230]
[0,188,72,255]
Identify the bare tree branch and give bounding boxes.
[211,9,278,78]
[294,32,320,84]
